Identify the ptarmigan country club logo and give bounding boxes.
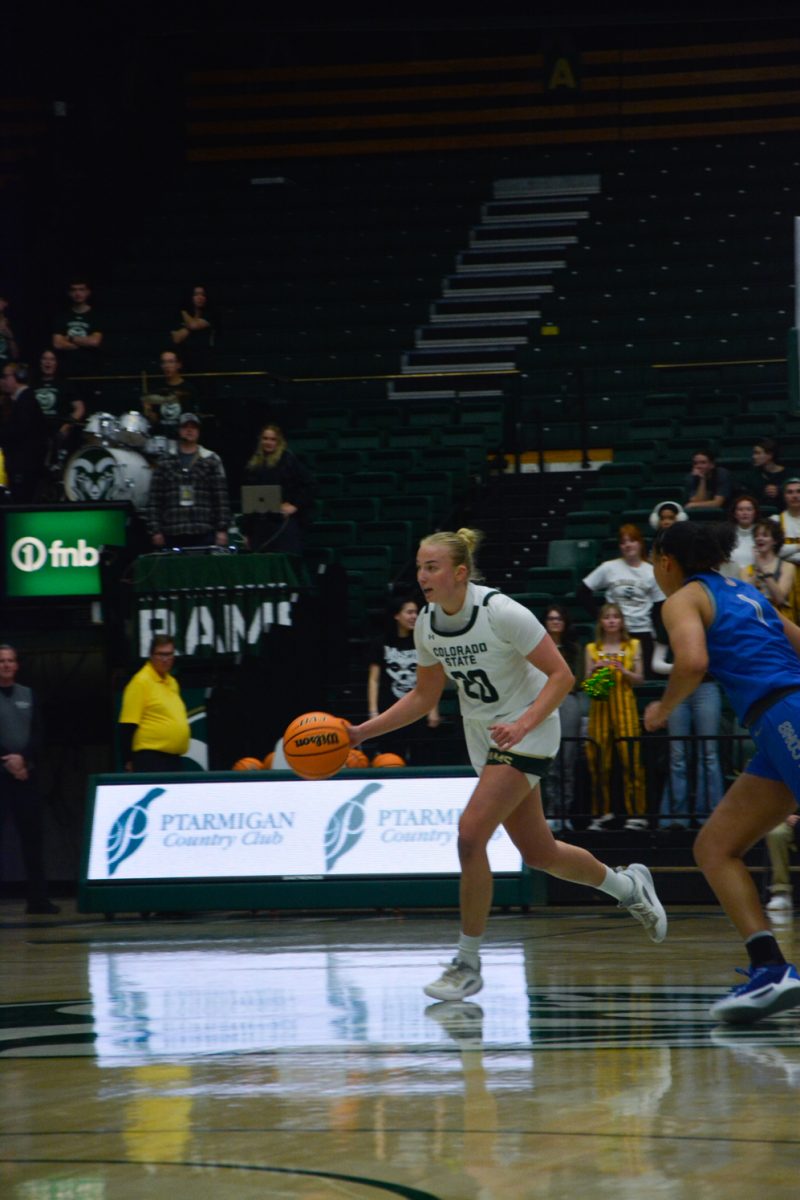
[324,782,381,871]
[106,787,165,875]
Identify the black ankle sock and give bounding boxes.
[746,931,786,969]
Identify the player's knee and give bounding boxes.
[693,825,719,871]
[457,825,490,864]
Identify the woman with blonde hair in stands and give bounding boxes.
[240,423,314,556]
[584,603,647,832]
[348,529,666,1004]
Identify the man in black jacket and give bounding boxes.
[0,645,58,914]
[0,362,49,501]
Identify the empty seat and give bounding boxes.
[345,471,400,498]
[546,538,601,582]
[582,487,632,513]
[564,510,614,540]
[304,520,357,550]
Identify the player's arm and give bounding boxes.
[348,663,446,747]
[490,635,574,751]
[644,587,709,730]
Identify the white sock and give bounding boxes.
[457,933,483,969]
[597,866,635,905]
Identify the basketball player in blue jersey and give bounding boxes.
[348,528,667,1003]
[645,520,800,1023]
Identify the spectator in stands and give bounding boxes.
[740,520,796,620]
[0,296,20,371]
[0,644,59,914]
[143,350,197,443]
[367,596,440,764]
[683,448,733,511]
[147,413,230,549]
[649,500,687,533]
[739,437,788,511]
[0,362,49,501]
[32,349,85,468]
[170,284,217,366]
[651,639,724,831]
[52,280,103,385]
[765,815,798,914]
[240,423,314,556]
[723,493,759,577]
[774,477,800,565]
[579,523,664,677]
[584,603,647,831]
[540,603,583,830]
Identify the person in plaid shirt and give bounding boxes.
[148,413,230,549]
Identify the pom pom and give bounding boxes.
[581,666,617,699]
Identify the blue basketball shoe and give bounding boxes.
[710,963,800,1024]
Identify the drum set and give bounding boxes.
[62,410,175,510]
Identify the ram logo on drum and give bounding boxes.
[11,536,100,573]
[63,444,152,510]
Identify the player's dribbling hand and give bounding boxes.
[644,702,668,732]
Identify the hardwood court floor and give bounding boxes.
[2,900,800,1199]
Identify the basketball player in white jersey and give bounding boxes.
[347,529,667,1002]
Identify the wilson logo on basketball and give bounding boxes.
[295,733,344,748]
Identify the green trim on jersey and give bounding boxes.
[428,590,500,638]
[485,747,553,776]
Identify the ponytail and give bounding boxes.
[419,527,485,580]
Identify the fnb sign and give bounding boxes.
[4,508,127,598]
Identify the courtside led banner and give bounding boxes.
[4,507,127,597]
[85,775,522,881]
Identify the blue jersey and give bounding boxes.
[687,570,800,723]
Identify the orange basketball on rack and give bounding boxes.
[233,756,263,771]
[282,711,350,780]
[346,748,369,768]
[262,752,274,769]
[371,752,406,768]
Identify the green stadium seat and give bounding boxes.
[380,494,434,535]
[345,471,400,498]
[387,429,440,451]
[314,450,365,474]
[325,497,381,523]
[525,567,576,598]
[546,539,601,583]
[304,520,357,550]
[564,510,614,539]
[362,520,414,567]
[315,473,344,498]
[337,432,385,453]
[582,487,632,513]
[508,592,555,616]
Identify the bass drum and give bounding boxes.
[63,444,152,510]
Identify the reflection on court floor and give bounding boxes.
[3,940,800,1061]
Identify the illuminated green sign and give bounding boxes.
[5,508,127,597]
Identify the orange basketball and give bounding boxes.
[283,711,350,780]
[233,757,263,771]
[346,748,369,768]
[371,752,406,768]
[262,752,274,769]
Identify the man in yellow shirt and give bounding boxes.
[118,635,190,772]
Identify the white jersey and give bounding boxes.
[415,583,550,724]
[582,557,664,633]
